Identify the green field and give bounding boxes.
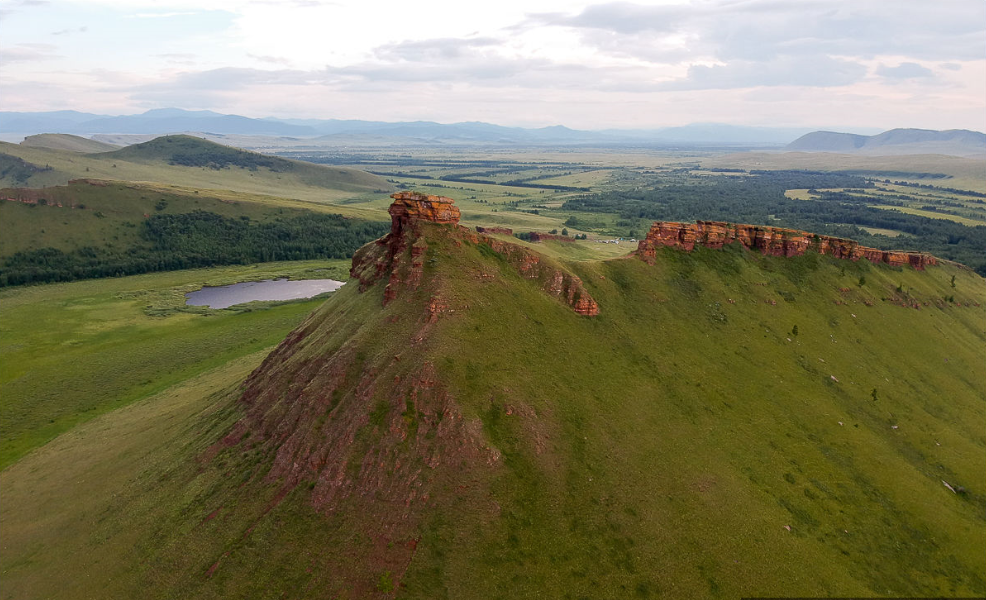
[871,204,985,226]
[0,260,349,469]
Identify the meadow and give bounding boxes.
[0,260,349,469]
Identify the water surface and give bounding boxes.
[185,278,344,309]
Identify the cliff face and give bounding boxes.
[351,192,599,316]
[637,220,937,270]
[389,191,460,234]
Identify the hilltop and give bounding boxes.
[787,128,986,157]
[2,193,983,599]
[20,133,120,153]
[99,135,388,193]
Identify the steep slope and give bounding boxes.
[1,194,984,599]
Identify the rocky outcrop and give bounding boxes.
[350,191,598,316]
[527,232,574,243]
[350,192,460,304]
[388,191,460,234]
[475,226,513,235]
[637,221,937,270]
[465,234,599,316]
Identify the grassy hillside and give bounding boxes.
[20,133,120,153]
[0,136,394,202]
[2,219,983,599]
[0,180,388,286]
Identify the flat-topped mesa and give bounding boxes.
[637,221,937,270]
[389,191,460,235]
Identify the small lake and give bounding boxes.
[185,279,345,309]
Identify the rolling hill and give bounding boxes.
[787,128,986,157]
[20,133,120,153]
[1,194,983,599]
[0,135,394,202]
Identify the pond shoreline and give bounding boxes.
[185,278,345,309]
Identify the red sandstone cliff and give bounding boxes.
[350,192,598,316]
[636,221,937,270]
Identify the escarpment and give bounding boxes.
[637,220,938,270]
[351,192,599,316]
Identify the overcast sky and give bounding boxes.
[1,0,983,131]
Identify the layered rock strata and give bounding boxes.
[637,221,937,270]
[388,191,460,233]
[350,192,598,316]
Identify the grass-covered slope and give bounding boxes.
[20,133,120,153]
[100,135,391,193]
[0,179,389,286]
[0,136,394,201]
[2,222,984,599]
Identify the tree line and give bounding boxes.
[0,211,389,287]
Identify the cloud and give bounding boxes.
[373,37,502,62]
[128,12,198,18]
[157,53,199,65]
[247,0,338,7]
[661,55,868,90]
[51,26,88,36]
[529,0,986,62]
[247,53,293,66]
[130,68,315,106]
[876,62,934,79]
[0,43,61,63]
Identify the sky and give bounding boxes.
[1,0,984,131]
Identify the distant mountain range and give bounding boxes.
[786,129,986,157]
[3,109,981,155]
[1,108,315,137]
[2,108,840,147]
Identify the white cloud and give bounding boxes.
[0,43,61,63]
[876,62,934,79]
[128,11,198,18]
[51,26,88,35]
[1,0,983,130]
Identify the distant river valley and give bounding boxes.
[185,278,345,309]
